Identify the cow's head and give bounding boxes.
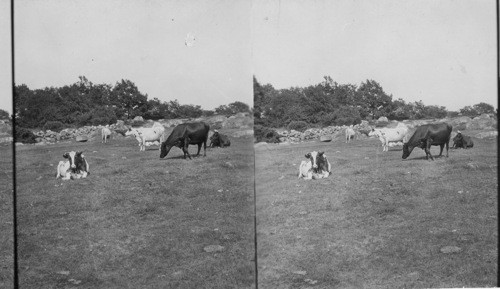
[74,151,87,171]
[160,141,173,158]
[402,143,415,159]
[125,128,137,136]
[62,151,85,171]
[368,128,381,137]
[305,151,328,172]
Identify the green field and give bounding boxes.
[0,143,13,289]
[16,131,255,288]
[256,132,497,288]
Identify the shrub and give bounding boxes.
[211,121,223,130]
[254,125,280,143]
[130,119,146,127]
[287,121,309,132]
[90,116,117,126]
[15,127,37,143]
[42,121,64,132]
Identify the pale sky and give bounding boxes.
[1,0,498,115]
[251,0,497,111]
[0,0,12,114]
[11,0,252,113]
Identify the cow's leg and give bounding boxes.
[183,137,192,159]
[438,144,444,157]
[196,143,202,156]
[445,141,449,156]
[424,139,434,161]
[203,139,207,156]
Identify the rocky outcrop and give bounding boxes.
[272,115,497,144]
[19,113,254,145]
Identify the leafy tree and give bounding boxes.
[459,105,477,117]
[355,80,392,119]
[0,109,10,119]
[110,79,147,119]
[215,101,251,116]
[144,98,171,120]
[472,102,495,115]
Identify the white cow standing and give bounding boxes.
[345,126,356,143]
[101,126,112,143]
[368,123,408,152]
[298,151,332,180]
[125,122,165,151]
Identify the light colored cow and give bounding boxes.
[56,151,90,180]
[101,126,112,143]
[345,126,356,143]
[125,122,165,151]
[368,123,408,152]
[298,151,332,180]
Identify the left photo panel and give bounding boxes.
[13,1,255,288]
[0,0,14,288]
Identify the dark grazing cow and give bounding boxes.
[160,122,210,159]
[452,132,474,149]
[209,130,231,148]
[402,123,452,160]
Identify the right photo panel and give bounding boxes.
[253,1,497,288]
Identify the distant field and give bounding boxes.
[16,131,255,288]
[256,132,497,288]
[0,144,13,289]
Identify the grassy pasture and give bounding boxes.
[0,144,14,288]
[256,133,497,288]
[16,131,255,288]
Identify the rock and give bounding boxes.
[133,116,144,121]
[475,131,497,139]
[304,279,318,285]
[75,135,88,142]
[320,135,332,142]
[254,142,268,148]
[440,246,461,254]
[293,271,307,275]
[57,271,70,275]
[68,279,82,285]
[203,245,224,253]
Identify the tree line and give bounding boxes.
[13,76,250,130]
[253,76,496,129]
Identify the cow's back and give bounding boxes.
[407,123,451,146]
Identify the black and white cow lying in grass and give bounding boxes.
[298,151,332,180]
[56,151,90,180]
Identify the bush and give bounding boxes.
[130,119,146,127]
[43,121,64,132]
[15,127,37,143]
[90,116,117,126]
[254,125,280,143]
[211,121,223,130]
[287,121,309,132]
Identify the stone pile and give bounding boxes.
[33,125,125,144]
[276,121,372,143]
[22,113,254,145]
